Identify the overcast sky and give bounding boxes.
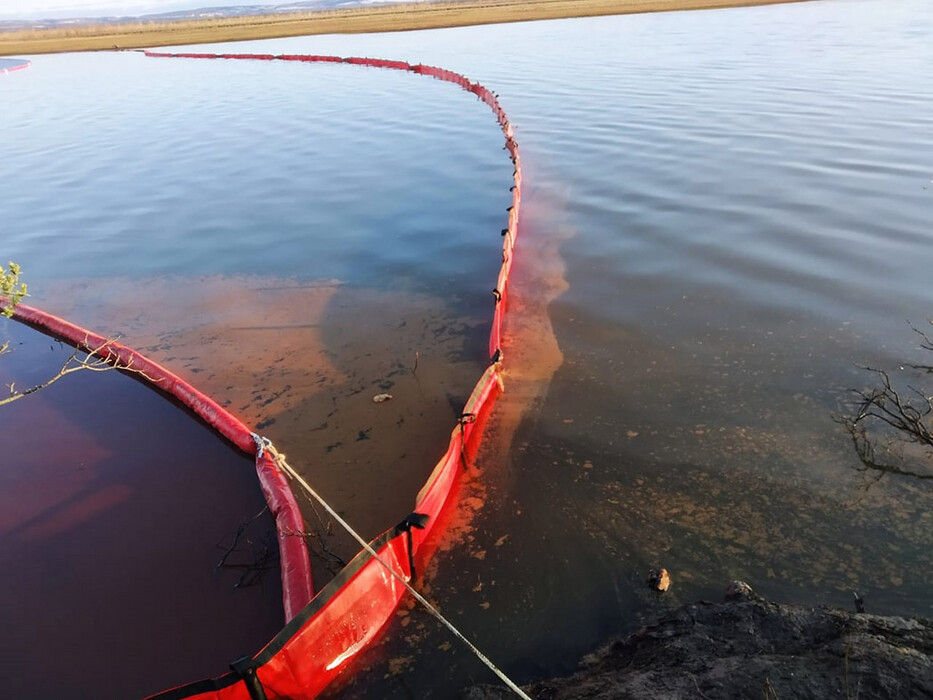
[0,0,283,20]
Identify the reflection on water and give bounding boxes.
[3,0,933,696]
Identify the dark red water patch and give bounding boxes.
[0,322,282,699]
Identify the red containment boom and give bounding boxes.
[7,50,523,699]
[0,58,31,73]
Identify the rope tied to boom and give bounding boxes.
[254,435,533,700]
[250,432,273,459]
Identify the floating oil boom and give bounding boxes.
[6,51,523,699]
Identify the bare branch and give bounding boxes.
[838,413,933,481]
[907,320,933,373]
[0,337,146,407]
[910,319,933,350]
[215,507,280,589]
[839,334,933,483]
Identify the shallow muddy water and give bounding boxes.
[3,0,933,696]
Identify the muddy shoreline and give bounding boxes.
[468,587,933,699]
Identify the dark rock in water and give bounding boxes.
[466,594,933,699]
[725,580,754,600]
[647,568,671,592]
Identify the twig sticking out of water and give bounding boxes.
[908,321,933,374]
[839,321,933,483]
[840,365,932,481]
[1,338,145,407]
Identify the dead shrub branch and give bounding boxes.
[839,320,933,482]
[1,337,145,407]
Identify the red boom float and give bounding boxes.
[8,51,523,699]
[0,58,32,74]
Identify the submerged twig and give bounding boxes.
[216,506,269,569]
[215,506,279,589]
[838,322,933,482]
[294,488,348,574]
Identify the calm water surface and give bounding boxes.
[2,0,932,696]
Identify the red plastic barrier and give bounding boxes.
[6,303,314,622]
[0,58,31,74]
[25,50,524,699]
[291,55,341,63]
[137,362,501,700]
[369,59,411,70]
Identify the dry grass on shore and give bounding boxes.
[1,0,810,56]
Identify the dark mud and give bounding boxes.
[469,589,933,699]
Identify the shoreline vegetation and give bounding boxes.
[0,0,812,56]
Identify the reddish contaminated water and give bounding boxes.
[0,323,282,699]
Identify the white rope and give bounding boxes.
[260,439,532,700]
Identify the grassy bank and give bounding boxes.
[0,0,811,56]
